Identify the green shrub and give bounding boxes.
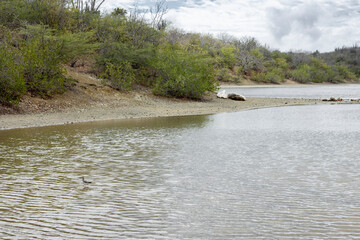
[274,57,289,69]
[252,72,265,83]
[233,65,244,77]
[219,46,236,68]
[126,18,162,47]
[310,58,336,83]
[215,68,232,82]
[250,49,264,60]
[22,36,68,97]
[0,43,26,105]
[54,30,99,66]
[252,68,283,83]
[310,67,333,83]
[290,59,351,83]
[291,64,312,83]
[264,68,283,83]
[100,62,134,91]
[0,0,27,29]
[20,25,98,65]
[151,46,217,99]
[215,67,242,82]
[335,63,357,81]
[67,8,101,32]
[92,15,128,43]
[0,25,11,42]
[97,42,155,71]
[23,0,74,30]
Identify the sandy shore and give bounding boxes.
[0,68,326,130]
[0,93,323,130]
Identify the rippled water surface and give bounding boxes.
[221,84,360,99]
[1,104,360,239]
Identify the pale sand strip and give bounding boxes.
[0,95,323,130]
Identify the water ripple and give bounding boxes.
[1,105,360,239]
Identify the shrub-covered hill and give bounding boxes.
[0,0,358,106]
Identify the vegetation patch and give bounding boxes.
[0,43,26,105]
[151,46,217,99]
[100,62,134,91]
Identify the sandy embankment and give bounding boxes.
[0,68,323,130]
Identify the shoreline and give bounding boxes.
[0,95,323,131]
[2,67,348,131]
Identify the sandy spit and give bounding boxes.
[0,68,325,131]
[0,93,323,131]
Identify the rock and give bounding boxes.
[323,97,343,102]
[227,93,246,101]
[217,90,246,101]
[217,90,228,99]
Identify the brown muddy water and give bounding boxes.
[1,104,360,239]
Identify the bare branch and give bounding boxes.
[69,0,106,13]
[150,0,168,29]
[95,0,106,12]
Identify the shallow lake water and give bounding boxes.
[1,104,360,239]
[221,84,360,99]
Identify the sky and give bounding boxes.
[101,0,360,53]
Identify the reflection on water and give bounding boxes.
[1,105,360,239]
[221,84,360,99]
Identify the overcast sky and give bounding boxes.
[101,0,360,53]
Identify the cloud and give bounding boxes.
[101,0,134,13]
[267,1,322,41]
[101,0,360,52]
[167,0,269,37]
[265,0,360,51]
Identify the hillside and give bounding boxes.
[0,0,358,109]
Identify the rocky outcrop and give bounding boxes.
[227,93,246,101]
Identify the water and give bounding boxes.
[221,84,360,99]
[1,104,360,239]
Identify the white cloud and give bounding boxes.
[101,0,360,52]
[101,0,134,12]
[167,0,269,37]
